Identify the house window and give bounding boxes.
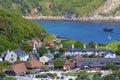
[11,58,13,61]
[11,54,13,57]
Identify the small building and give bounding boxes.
[76,58,120,70]
[2,50,17,63]
[64,48,116,58]
[7,63,27,76]
[47,41,55,47]
[39,56,49,64]
[40,53,54,64]
[13,49,29,61]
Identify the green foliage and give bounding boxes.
[103,61,118,70]
[41,64,50,71]
[54,58,64,69]
[88,41,96,48]
[0,61,11,69]
[66,55,71,60]
[21,42,33,52]
[0,0,105,16]
[38,47,48,57]
[47,73,57,77]
[74,41,84,48]
[113,71,120,77]
[48,47,55,54]
[0,9,46,52]
[36,74,48,78]
[103,75,113,80]
[54,52,62,59]
[5,77,16,80]
[59,48,65,54]
[0,72,6,78]
[26,70,33,74]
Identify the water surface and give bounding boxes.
[34,20,120,43]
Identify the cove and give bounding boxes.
[33,20,120,43]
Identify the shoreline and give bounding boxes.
[23,16,120,22]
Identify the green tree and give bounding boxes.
[103,75,113,80]
[48,47,55,54]
[38,47,48,57]
[88,41,96,48]
[0,72,6,78]
[74,41,84,48]
[89,54,96,58]
[116,45,120,55]
[21,42,33,52]
[66,55,71,60]
[113,70,120,77]
[54,52,62,59]
[54,58,64,69]
[59,48,65,54]
[103,61,118,70]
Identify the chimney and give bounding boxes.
[83,44,86,49]
[72,44,74,49]
[95,44,98,49]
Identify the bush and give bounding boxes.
[47,73,57,77]
[0,72,6,78]
[36,74,48,78]
[5,77,16,80]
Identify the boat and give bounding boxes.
[103,27,113,32]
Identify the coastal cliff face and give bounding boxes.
[94,0,120,17]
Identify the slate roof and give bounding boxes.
[44,53,54,59]
[12,49,26,57]
[76,58,120,67]
[66,48,115,53]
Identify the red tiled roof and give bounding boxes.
[25,60,43,68]
[47,41,55,46]
[10,63,27,74]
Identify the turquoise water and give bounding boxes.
[34,20,120,43]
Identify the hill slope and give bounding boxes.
[0,0,105,17]
[0,9,46,52]
[94,0,120,17]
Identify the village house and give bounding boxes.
[5,63,27,76]
[40,53,54,64]
[13,49,29,61]
[76,58,120,71]
[63,44,116,58]
[2,50,17,63]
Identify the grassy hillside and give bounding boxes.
[0,9,47,52]
[0,0,105,17]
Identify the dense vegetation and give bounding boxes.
[0,0,105,17]
[0,9,46,52]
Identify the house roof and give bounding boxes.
[74,54,83,59]
[12,49,26,57]
[47,41,55,46]
[76,58,120,67]
[25,60,43,68]
[43,53,54,59]
[9,63,27,74]
[66,48,115,53]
